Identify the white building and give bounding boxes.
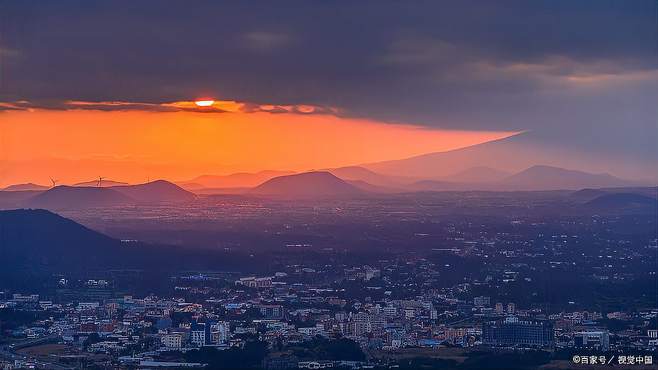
[210,322,230,344]
[161,333,183,350]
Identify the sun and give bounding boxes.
[194,100,215,107]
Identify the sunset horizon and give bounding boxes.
[0,101,520,187]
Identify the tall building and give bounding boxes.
[351,312,370,336]
[161,333,183,350]
[474,296,490,307]
[506,303,516,314]
[482,317,554,348]
[210,322,230,344]
[350,312,386,336]
[190,323,207,347]
[383,306,397,318]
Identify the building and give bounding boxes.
[190,323,207,347]
[161,333,183,350]
[350,312,386,336]
[574,330,610,351]
[351,312,370,336]
[506,303,516,314]
[235,277,273,288]
[259,304,285,319]
[383,306,397,318]
[482,317,554,348]
[210,322,230,344]
[473,296,490,307]
[298,361,334,369]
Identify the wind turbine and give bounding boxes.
[49,177,59,188]
[97,176,106,187]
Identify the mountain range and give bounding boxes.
[447,166,511,183]
[0,180,195,210]
[179,170,295,190]
[362,132,656,182]
[497,165,633,190]
[1,165,649,203]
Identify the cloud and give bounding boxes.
[0,1,655,162]
[0,99,340,116]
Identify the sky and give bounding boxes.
[0,1,656,185]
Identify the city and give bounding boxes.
[0,188,656,369]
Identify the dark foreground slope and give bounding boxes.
[0,209,261,281]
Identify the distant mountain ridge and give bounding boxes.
[327,166,415,187]
[9,180,194,210]
[500,165,633,190]
[1,183,49,191]
[362,132,655,183]
[181,170,295,189]
[446,166,510,183]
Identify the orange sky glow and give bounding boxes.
[0,103,516,186]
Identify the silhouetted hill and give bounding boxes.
[74,179,129,187]
[2,183,49,191]
[111,180,195,203]
[585,193,658,210]
[0,210,263,282]
[501,165,631,190]
[183,170,295,189]
[26,186,133,209]
[0,209,120,269]
[446,166,510,183]
[250,171,364,197]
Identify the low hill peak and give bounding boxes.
[250,171,364,197]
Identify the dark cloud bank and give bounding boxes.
[1,1,656,167]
